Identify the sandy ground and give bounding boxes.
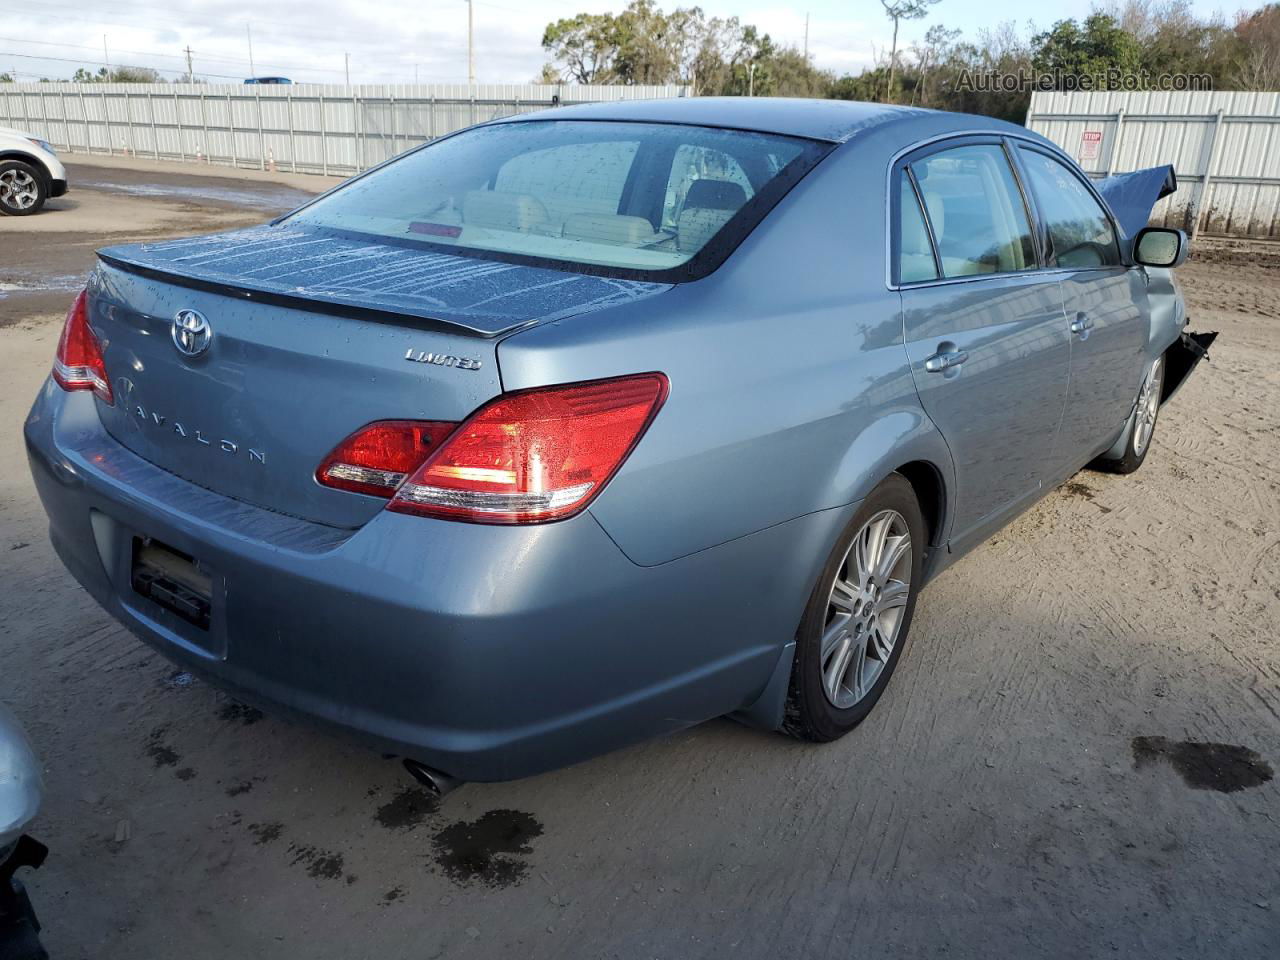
[0,159,1278,959]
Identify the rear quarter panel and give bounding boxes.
[498,138,954,567]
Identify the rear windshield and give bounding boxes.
[286,120,829,281]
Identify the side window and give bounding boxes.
[896,170,938,283]
[909,144,1037,278]
[1018,149,1121,268]
[661,144,754,232]
[494,140,639,231]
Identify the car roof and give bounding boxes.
[497,97,1034,144]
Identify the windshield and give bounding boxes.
[287,120,829,281]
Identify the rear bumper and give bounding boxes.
[25,380,847,781]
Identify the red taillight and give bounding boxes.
[52,290,113,405]
[390,373,669,524]
[316,420,458,497]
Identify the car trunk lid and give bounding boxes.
[88,225,671,528]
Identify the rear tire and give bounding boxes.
[1093,354,1165,475]
[783,474,925,742]
[0,160,48,216]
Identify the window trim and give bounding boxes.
[888,135,1045,289]
[884,130,1129,291]
[1010,142,1125,273]
[892,166,942,285]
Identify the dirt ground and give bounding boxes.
[0,156,335,321]
[1,157,1277,959]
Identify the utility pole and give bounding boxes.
[414,64,419,84]
[344,52,350,85]
[103,35,110,77]
[466,0,475,85]
[804,13,810,59]
[184,46,194,83]
[246,23,255,78]
[748,62,756,97]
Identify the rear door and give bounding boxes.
[895,140,1071,550]
[1013,145,1146,468]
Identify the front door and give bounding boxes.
[1014,145,1146,468]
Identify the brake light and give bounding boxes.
[316,420,457,497]
[52,290,113,404]
[390,373,668,524]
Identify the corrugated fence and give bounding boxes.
[1027,90,1280,240]
[0,83,691,177]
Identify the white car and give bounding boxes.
[0,126,67,216]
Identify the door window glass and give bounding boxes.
[909,145,1036,278]
[896,170,938,283]
[1018,148,1121,268]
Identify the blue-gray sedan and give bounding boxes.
[24,98,1213,789]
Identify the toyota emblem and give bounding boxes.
[172,309,213,358]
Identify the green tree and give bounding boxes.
[910,24,961,106]
[109,65,163,83]
[533,63,563,84]
[541,1,830,96]
[879,0,941,101]
[1234,3,1280,89]
[1031,13,1143,85]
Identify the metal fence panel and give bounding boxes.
[0,82,691,177]
[1027,90,1280,239]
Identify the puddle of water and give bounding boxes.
[80,179,310,211]
[1132,736,1274,793]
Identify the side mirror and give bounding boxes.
[1133,227,1188,268]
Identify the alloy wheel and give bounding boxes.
[0,168,39,211]
[820,509,912,709]
[1133,355,1165,457]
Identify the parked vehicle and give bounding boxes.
[24,99,1213,791]
[243,77,292,85]
[0,126,67,216]
[0,704,47,959]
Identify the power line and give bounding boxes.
[0,34,199,64]
[0,50,245,80]
[0,35,357,79]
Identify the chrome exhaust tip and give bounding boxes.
[402,758,463,798]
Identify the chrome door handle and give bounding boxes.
[1070,313,1095,335]
[924,349,969,373]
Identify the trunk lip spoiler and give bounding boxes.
[96,251,531,340]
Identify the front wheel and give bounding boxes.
[1093,354,1165,475]
[0,161,48,216]
[783,474,925,742]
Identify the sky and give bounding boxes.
[2,0,1248,86]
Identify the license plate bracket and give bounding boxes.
[130,537,213,631]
